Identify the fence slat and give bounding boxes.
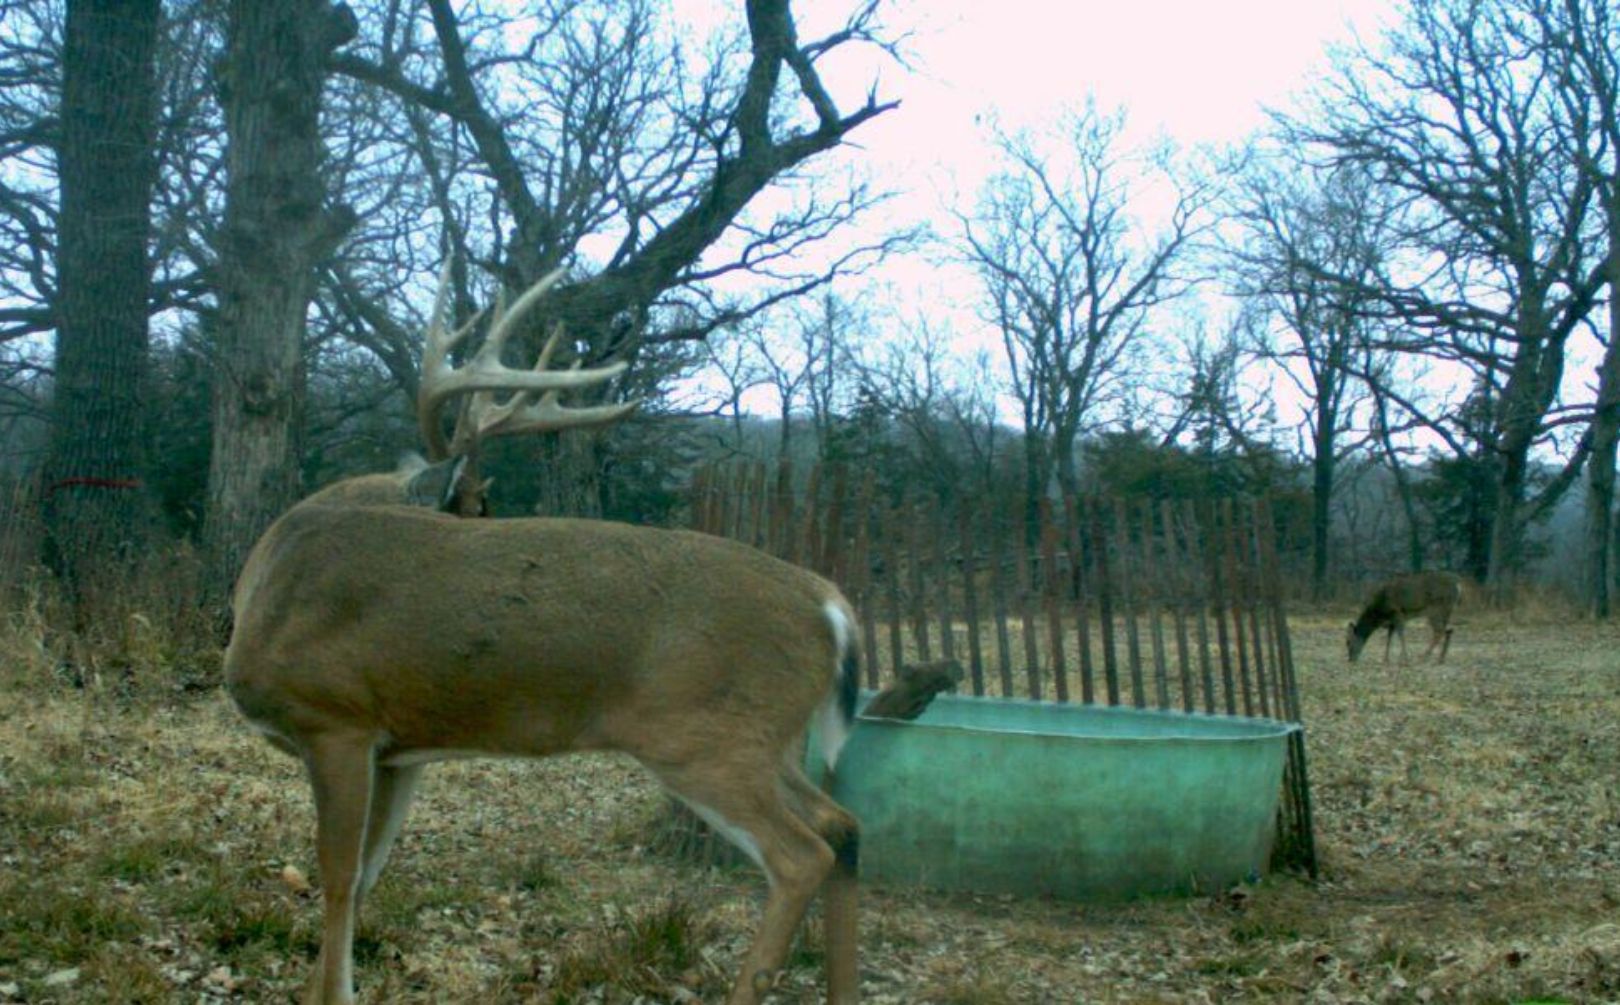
[1064,494,1096,706]
[1013,516,1043,701]
[1112,499,1145,709]
[929,499,957,663]
[958,507,987,697]
[1092,503,1120,706]
[1163,498,1195,714]
[1221,499,1255,717]
[880,503,904,684]
[1039,498,1070,702]
[1138,498,1170,710]
[989,514,1017,698]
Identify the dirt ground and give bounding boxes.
[2,610,1618,1003]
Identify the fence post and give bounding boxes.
[1138,497,1170,710]
[1092,501,1120,706]
[1112,498,1145,708]
[1038,497,1069,702]
[1013,507,1043,701]
[928,498,957,663]
[1064,494,1096,706]
[1162,498,1195,714]
[958,506,987,696]
[989,509,1017,698]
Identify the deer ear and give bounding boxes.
[401,456,467,510]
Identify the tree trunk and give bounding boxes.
[43,0,160,610]
[1587,206,1620,618]
[1309,416,1336,602]
[203,0,355,602]
[1486,447,1527,602]
[1485,309,1558,601]
[1021,429,1047,548]
[533,431,604,518]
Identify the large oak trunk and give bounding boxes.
[43,0,161,607]
[1586,204,1620,617]
[203,0,354,601]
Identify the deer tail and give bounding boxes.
[817,599,861,771]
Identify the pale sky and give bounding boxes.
[676,0,1406,421]
[829,0,1397,191]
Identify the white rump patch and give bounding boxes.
[817,600,853,770]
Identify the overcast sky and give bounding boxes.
[834,0,1398,192]
[678,0,1406,418]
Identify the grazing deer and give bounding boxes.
[224,267,863,1005]
[1345,570,1463,664]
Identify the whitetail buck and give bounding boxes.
[1345,570,1463,664]
[224,268,863,1005]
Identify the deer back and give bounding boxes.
[226,502,848,762]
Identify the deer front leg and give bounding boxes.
[303,731,378,1005]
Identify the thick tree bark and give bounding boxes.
[1309,425,1335,603]
[44,0,161,607]
[1484,291,1571,598]
[1587,205,1620,618]
[533,432,604,519]
[204,0,355,601]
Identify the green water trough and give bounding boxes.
[814,694,1297,900]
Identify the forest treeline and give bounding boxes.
[1,0,1619,624]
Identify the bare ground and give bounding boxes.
[2,610,1618,1003]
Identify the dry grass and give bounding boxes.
[2,600,1617,1003]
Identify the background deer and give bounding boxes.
[224,268,863,1005]
[1345,570,1463,664]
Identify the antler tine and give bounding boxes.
[420,261,487,378]
[420,260,485,459]
[417,264,636,459]
[472,270,559,370]
[474,348,642,438]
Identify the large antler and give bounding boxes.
[417,264,638,461]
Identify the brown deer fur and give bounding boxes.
[222,268,863,1005]
[862,659,965,720]
[1345,571,1462,664]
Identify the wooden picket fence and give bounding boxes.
[688,461,1319,876]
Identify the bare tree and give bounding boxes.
[735,293,856,464]
[326,0,902,514]
[958,101,1208,536]
[1227,160,1389,599]
[0,1,60,372]
[1279,0,1609,596]
[1531,0,1620,615]
[856,313,1006,507]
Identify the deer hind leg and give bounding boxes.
[653,761,842,1005]
[356,763,424,914]
[1426,613,1454,663]
[302,731,378,1005]
[780,765,860,1003]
